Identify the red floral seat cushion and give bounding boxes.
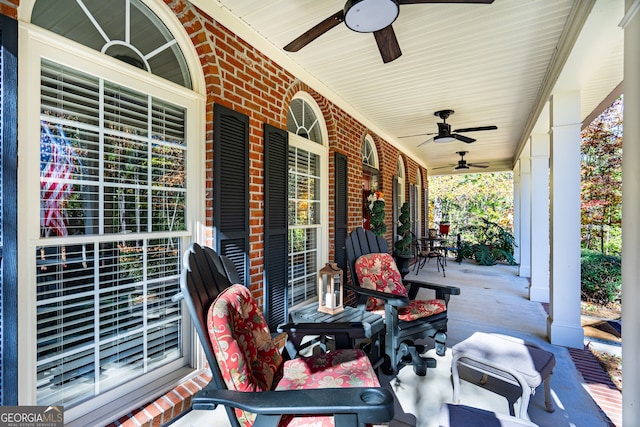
[354,253,446,322]
[208,284,380,427]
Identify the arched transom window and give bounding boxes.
[362,135,378,169]
[31,0,192,88]
[287,98,323,143]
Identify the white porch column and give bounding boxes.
[530,132,550,303]
[547,91,584,348]
[622,0,640,423]
[512,160,521,265]
[518,155,531,278]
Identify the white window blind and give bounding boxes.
[287,146,320,307]
[36,60,186,407]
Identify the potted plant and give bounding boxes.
[367,191,386,237]
[394,201,413,277]
[439,215,451,236]
[437,196,452,235]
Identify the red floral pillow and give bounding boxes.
[354,253,408,310]
[354,253,447,321]
[208,284,283,425]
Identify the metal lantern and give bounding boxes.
[318,263,344,315]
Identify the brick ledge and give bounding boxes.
[104,371,211,427]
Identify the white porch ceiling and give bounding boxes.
[191,0,625,175]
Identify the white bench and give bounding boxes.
[451,332,555,419]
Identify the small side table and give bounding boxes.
[290,302,385,369]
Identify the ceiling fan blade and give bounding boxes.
[468,163,490,168]
[453,125,498,133]
[432,164,456,170]
[452,134,476,143]
[398,0,494,4]
[284,10,344,52]
[398,132,435,138]
[373,25,402,63]
[417,137,435,147]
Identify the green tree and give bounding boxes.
[580,96,622,255]
[428,172,514,237]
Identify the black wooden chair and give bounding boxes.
[345,227,460,376]
[178,243,395,427]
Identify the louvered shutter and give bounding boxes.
[423,187,429,235]
[263,124,288,329]
[213,105,249,285]
[409,183,417,237]
[393,176,399,240]
[334,153,348,271]
[0,14,18,406]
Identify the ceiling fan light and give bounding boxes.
[344,0,399,33]
[434,135,456,143]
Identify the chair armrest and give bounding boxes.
[192,386,395,425]
[402,278,460,301]
[344,284,410,307]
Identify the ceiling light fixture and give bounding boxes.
[434,135,456,143]
[344,0,399,33]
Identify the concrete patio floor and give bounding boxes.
[169,258,617,427]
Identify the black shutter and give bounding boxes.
[423,187,429,236]
[213,104,249,285]
[334,152,348,271]
[409,183,417,237]
[0,14,18,406]
[392,176,399,241]
[263,124,288,329]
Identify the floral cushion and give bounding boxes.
[278,349,381,427]
[355,253,446,321]
[208,284,381,427]
[367,298,447,322]
[354,253,408,310]
[208,284,284,426]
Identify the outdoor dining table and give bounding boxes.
[421,236,447,251]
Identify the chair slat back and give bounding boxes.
[345,227,390,289]
[180,243,238,423]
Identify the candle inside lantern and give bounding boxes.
[325,292,334,309]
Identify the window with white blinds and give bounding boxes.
[286,94,327,309]
[36,59,186,407]
[288,146,321,306]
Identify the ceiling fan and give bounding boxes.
[433,151,490,171]
[283,0,495,63]
[399,109,497,146]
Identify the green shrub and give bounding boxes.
[394,202,412,257]
[458,218,517,265]
[581,249,621,304]
[474,244,497,266]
